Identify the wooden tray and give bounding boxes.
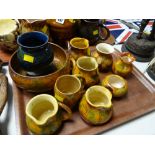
[13,60,155,135]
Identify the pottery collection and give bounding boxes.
[0,19,136,134]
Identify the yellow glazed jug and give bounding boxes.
[26,94,72,135]
[92,43,115,72]
[71,56,99,88]
[79,85,113,125]
[70,37,90,60]
[112,52,135,77]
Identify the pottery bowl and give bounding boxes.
[102,74,128,97]
[9,43,70,92]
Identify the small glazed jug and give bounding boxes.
[70,37,90,60]
[112,52,135,77]
[26,94,72,135]
[102,74,128,97]
[71,56,99,88]
[77,19,110,45]
[92,43,115,71]
[79,85,113,125]
[17,31,53,72]
[54,74,85,109]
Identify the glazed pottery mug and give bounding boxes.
[26,94,72,135]
[79,85,113,125]
[54,74,85,109]
[70,37,90,60]
[92,43,115,71]
[102,74,128,97]
[77,19,110,45]
[17,31,53,71]
[71,56,99,87]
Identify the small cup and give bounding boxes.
[70,37,90,60]
[26,94,72,135]
[79,85,113,125]
[92,43,115,71]
[17,31,53,71]
[54,74,85,109]
[71,56,99,87]
[102,74,128,97]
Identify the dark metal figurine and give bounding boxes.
[137,19,155,40]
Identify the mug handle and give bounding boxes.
[98,24,110,41]
[58,102,72,121]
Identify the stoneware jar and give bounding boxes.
[102,74,128,97]
[46,19,78,47]
[54,74,85,109]
[112,52,135,77]
[71,56,99,88]
[17,31,53,71]
[92,43,115,72]
[26,94,72,135]
[79,85,113,125]
[70,37,90,60]
[0,19,21,52]
[77,19,110,45]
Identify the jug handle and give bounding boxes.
[70,57,76,72]
[98,24,110,41]
[74,74,86,90]
[58,102,72,121]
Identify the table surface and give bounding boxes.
[1,45,155,135]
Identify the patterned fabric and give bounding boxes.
[105,19,153,44]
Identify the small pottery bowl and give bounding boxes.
[102,74,128,97]
[9,42,70,92]
[79,85,113,125]
[0,19,21,52]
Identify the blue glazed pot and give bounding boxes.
[17,31,53,71]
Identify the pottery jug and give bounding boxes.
[77,19,110,45]
[70,37,90,60]
[26,94,72,134]
[46,19,78,47]
[71,56,99,88]
[54,74,85,109]
[0,19,21,52]
[79,85,113,125]
[92,43,115,71]
[112,52,135,77]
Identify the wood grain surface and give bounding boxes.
[13,56,155,135]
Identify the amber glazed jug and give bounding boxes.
[112,52,135,77]
[26,94,72,135]
[71,56,99,87]
[79,85,113,125]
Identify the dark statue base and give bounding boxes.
[147,63,155,81]
[122,33,155,62]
